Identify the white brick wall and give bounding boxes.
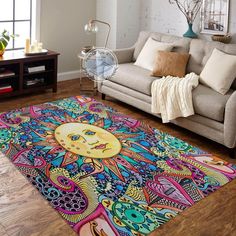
[140,0,236,43]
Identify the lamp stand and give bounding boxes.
[88,19,111,48]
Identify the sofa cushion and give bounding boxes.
[187,39,236,90]
[152,51,190,77]
[110,62,232,122]
[133,31,191,61]
[200,49,236,95]
[193,85,233,122]
[134,37,173,71]
[109,63,157,95]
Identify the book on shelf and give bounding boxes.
[26,65,46,73]
[0,84,13,94]
[0,85,11,89]
[0,88,13,94]
[0,69,15,78]
[25,78,45,86]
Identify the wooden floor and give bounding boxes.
[0,79,235,236]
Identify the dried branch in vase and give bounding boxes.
[169,0,202,24]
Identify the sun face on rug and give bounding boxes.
[54,123,121,159]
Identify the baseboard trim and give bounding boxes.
[58,70,85,82]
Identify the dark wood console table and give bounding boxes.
[0,50,59,99]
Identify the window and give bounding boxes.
[0,0,40,50]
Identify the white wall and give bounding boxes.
[96,0,140,49]
[140,0,187,35]
[40,0,96,73]
[40,0,236,75]
[140,0,236,43]
[116,0,141,48]
[96,0,117,48]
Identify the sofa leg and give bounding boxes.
[229,148,236,159]
[102,93,106,100]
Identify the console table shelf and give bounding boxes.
[0,50,59,98]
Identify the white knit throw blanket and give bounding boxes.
[151,72,199,123]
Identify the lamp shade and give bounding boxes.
[84,19,111,48]
[84,22,98,33]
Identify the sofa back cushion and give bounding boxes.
[187,39,236,90]
[133,31,191,61]
[134,32,236,90]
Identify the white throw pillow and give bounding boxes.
[134,37,173,71]
[200,48,236,95]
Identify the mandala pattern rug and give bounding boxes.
[0,96,236,236]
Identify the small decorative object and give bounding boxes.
[38,42,43,52]
[212,34,232,44]
[201,0,229,35]
[25,38,30,53]
[169,0,202,38]
[84,19,111,48]
[24,40,47,55]
[0,30,17,57]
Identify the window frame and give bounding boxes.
[0,0,41,50]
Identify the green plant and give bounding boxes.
[0,29,16,52]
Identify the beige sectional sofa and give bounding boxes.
[98,31,236,157]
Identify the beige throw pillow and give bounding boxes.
[200,48,236,95]
[152,51,190,77]
[134,37,173,71]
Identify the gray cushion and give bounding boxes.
[110,63,233,122]
[133,31,150,60]
[109,63,156,95]
[133,32,236,90]
[133,31,191,61]
[193,84,233,122]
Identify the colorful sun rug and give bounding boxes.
[0,96,236,236]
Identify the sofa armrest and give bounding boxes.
[113,47,135,64]
[224,91,236,148]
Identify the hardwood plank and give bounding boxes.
[0,78,235,236]
[0,154,77,236]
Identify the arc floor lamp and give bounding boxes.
[84,19,111,48]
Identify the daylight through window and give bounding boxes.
[0,0,38,50]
